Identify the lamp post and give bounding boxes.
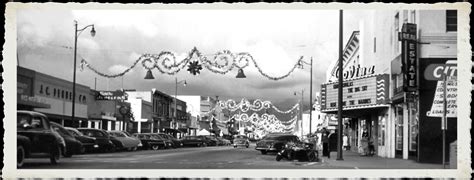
[298,57,314,137]
[72,20,95,126]
[294,90,304,137]
[174,77,187,130]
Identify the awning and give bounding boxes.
[322,104,389,118]
[178,128,188,133]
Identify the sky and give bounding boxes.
[17,5,366,111]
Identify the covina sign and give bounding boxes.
[333,64,376,80]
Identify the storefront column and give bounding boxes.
[403,103,409,159]
[389,106,396,158]
[87,121,92,128]
[137,121,142,133]
[107,121,112,131]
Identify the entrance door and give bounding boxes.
[395,104,404,158]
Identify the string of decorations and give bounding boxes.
[79,47,306,81]
[208,98,300,115]
[214,113,297,133]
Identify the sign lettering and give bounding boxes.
[401,23,418,92]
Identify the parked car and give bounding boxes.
[217,137,231,146]
[157,133,183,148]
[64,127,99,153]
[50,122,84,157]
[17,110,66,167]
[180,136,209,147]
[198,135,218,146]
[233,135,250,148]
[132,133,166,150]
[255,133,300,154]
[150,134,173,148]
[77,128,115,153]
[108,130,142,151]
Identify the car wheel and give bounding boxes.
[151,145,160,150]
[17,145,25,168]
[261,150,267,155]
[50,145,61,165]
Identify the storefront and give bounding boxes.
[88,90,132,131]
[17,66,51,110]
[321,74,390,156]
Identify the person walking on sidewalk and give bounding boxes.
[360,132,369,156]
[343,133,349,151]
[321,128,330,158]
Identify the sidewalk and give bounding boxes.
[319,150,446,169]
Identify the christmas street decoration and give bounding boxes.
[80,47,306,80]
[209,98,300,114]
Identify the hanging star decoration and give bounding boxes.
[187,61,203,75]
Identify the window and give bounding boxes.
[66,91,69,99]
[446,10,457,32]
[53,88,56,97]
[355,87,360,92]
[61,90,64,99]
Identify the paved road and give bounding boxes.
[21,144,328,169]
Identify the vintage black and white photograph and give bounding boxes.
[2,2,472,179]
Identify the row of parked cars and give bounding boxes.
[16,110,234,168]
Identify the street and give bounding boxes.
[20,143,444,169]
[20,143,327,169]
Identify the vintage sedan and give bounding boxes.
[233,135,250,148]
[50,122,84,157]
[65,127,99,153]
[255,133,300,154]
[132,133,166,150]
[157,133,183,148]
[198,135,219,146]
[180,136,209,147]
[77,128,115,153]
[108,131,142,151]
[17,110,66,167]
[217,137,231,146]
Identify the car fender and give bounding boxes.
[17,135,32,157]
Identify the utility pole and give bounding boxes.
[337,9,344,161]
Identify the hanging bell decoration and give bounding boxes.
[144,69,155,79]
[297,60,304,69]
[236,68,246,78]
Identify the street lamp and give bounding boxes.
[72,20,95,127]
[174,77,187,130]
[294,89,304,137]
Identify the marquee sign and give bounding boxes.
[320,74,389,111]
[95,90,128,101]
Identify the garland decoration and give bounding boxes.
[209,98,299,114]
[80,47,306,80]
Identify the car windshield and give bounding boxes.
[109,132,126,137]
[151,135,163,140]
[17,114,31,128]
[80,130,106,137]
[67,128,84,136]
[51,123,73,136]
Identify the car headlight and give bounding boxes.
[93,144,99,148]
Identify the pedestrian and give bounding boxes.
[343,134,349,151]
[360,132,369,156]
[321,128,330,158]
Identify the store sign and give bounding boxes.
[399,23,417,92]
[334,64,376,80]
[320,74,389,111]
[95,90,128,100]
[17,75,33,96]
[425,60,457,118]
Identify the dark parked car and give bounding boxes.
[65,127,99,153]
[77,128,115,153]
[199,135,218,146]
[50,122,84,157]
[17,111,66,167]
[180,136,209,147]
[255,133,300,154]
[217,137,231,146]
[132,133,167,150]
[157,133,183,148]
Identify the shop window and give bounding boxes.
[395,105,404,151]
[446,10,457,32]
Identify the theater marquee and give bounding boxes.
[321,74,389,112]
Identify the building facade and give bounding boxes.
[320,10,457,164]
[88,90,132,131]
